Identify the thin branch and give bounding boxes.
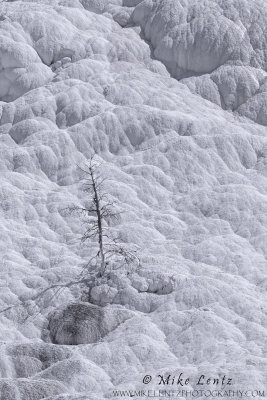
[0,277,95,316]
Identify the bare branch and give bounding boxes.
[4,153,140,319]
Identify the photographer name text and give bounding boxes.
[143,373,233,387]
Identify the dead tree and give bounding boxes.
[0,154,140,318]
[81,155,107,274]
[72,154,139,279]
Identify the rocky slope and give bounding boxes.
[0,0,266,399]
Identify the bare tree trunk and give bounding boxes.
[75,154,139,278]
[89,164,105,275]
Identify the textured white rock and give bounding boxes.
[132,0,251,78]
[0,378,66,400]
[0,0,266,399]
[131,0,267,126]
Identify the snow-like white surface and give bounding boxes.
[132,0,267,126]
[0,0,266,399]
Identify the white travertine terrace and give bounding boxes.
[0,0,266,399]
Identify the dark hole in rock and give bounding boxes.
[48,302,133,345]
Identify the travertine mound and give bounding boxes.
[7,343,72,377]
[0,0,266,398]
[0,378,66,400]
[132,0,267,126]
